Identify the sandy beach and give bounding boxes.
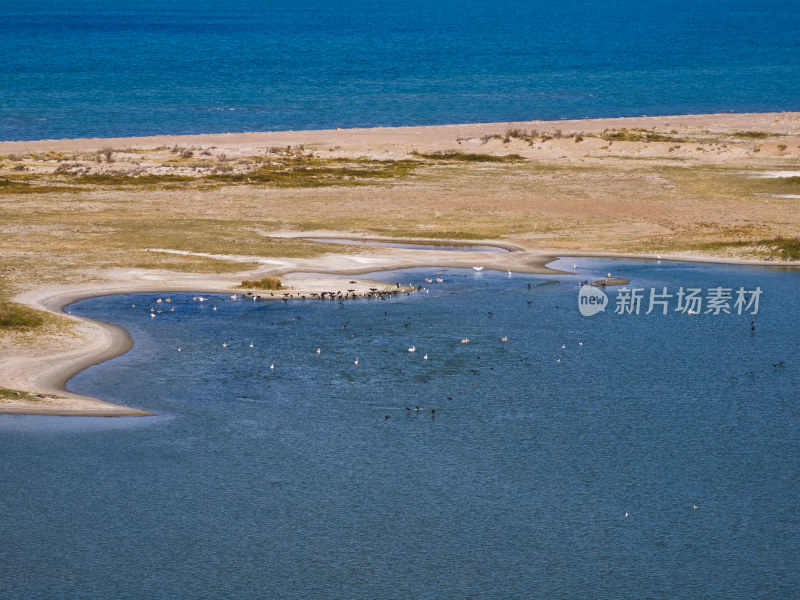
[1,112,799,415]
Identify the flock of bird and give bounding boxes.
[135,271,591,377]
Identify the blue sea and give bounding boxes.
[1,260,798,599]
[1,0,800,141]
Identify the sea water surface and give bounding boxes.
[1,261,798,599]
[2,0,800,140]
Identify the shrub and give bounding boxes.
[0,302,45,329]
[239,277,282,290]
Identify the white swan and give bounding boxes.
[473,266,484,271]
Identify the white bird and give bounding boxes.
[436,277,444,283]
[249,343,254,348]
[213,306,217,311]
[507,269,512,276]
[561,345,566,349]
[316,347,321,354]
[177,347,181,352]
[578,342,583,346]
[625,512,629,518]
[573,263,577,270]
[270,363,275,370]
[131,304,136,308]
[501,336,508,342]
[222,343,227,348]
[556,358,561,363]
[165,298,171,303]
[170,307,175,312]
[472,266,484,271]
[230,294,237,300]
[607,273,612,278]
[150,313,155,318]
[461,338,470,344]
[423,354,428,360]
[156,298,162,304]
[408,346,416,353]
[693,505,699,510]
[354,358,359,365]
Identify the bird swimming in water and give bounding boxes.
[501,336,508,342]
[316,347,321,354]
[408,346,416,352]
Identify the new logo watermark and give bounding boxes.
[578,284,762,316]
[578,285,609,316]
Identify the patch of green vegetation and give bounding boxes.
[0,178,87,195]
[0,302,45,329]
[732,130,771,139]
[694,236,800,260]
[206,157,419,187]
[411,151,525,163]
[239,276,282,290]
[600,128,691,143]
[75,173,197,186]
[0,386,65,402]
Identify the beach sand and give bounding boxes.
[1,112,799,415]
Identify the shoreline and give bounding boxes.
[2,110,799,153]
[2,241,796,417]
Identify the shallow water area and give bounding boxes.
[304,237,510,252]
[1,262,798,599]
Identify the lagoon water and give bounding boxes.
[1,261,798,599]
[2,0,800,141]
